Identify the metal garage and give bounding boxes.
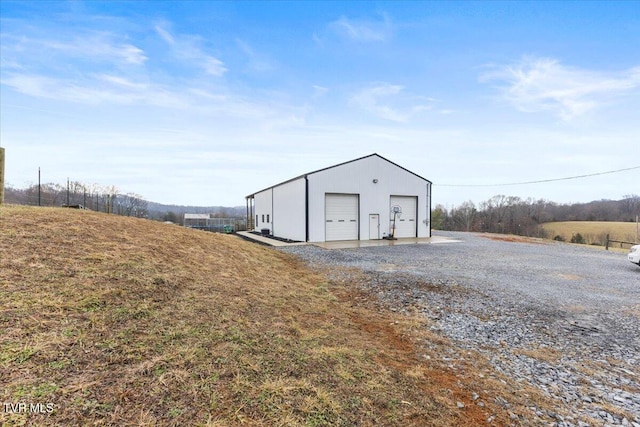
[325,193,359,241]
[246,153,431,243]
[390,196,417,238]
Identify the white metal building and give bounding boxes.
[245,154,432,243]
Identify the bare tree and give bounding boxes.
[116,193,148,217]
[621,194,640,219]
[453,201,477,231]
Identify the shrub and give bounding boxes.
[570,233,585,244]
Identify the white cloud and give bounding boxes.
[97,74,149,90]
[2,66,302,124]
[235,39,274,73]
[312,85,328,98]
[119,44,147,65]
[154,23,227,77]
[349,83,434,122]
[1,32,147,66]
[202,57,226,76]
[481,56,640,120]
[1,20,232,109]
[1,74,51,98]
[1,73,189,108]
[154,24,175,45]
[350,84,407,122]
[328,14,392,42]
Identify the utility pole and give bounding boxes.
[38,167,41,206]
[67,177,70,206]
[0,147,5,205]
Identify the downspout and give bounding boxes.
[246,196,249,231]
[427,182,432,237]
[305,175,309,242]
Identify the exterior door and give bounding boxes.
[369,214,380,239]
[390,196,417,238]
[325,194,359,241]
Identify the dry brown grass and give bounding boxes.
[513,347,562,364]
[1,205,566,426]
[541,221,639,248]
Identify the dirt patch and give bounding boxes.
[333,287,512,426]
[480,233,548,244]
[624,305,640,318]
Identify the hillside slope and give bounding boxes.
[0,205,503,426]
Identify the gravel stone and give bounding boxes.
[280,231,640,424]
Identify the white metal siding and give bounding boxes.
[390,196,417,238]
[307,155,430,242]
[325,194,359,241]
[272,178,306,241]
[253,189,273,233]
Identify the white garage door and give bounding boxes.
[390,196,417,238]
[325,194,359,241]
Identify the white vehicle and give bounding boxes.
[629,245,640,267]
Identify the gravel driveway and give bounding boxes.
[280,231,640,426]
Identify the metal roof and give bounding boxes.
[184,213,210,220]
[245,153,431,198]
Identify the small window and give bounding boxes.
[267,214,270,223]
[256,215,258,226]
[262,214,265,223]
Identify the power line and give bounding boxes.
[436,165,640,187]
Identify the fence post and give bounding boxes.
[605,234,609,251]
[0,147,5,205]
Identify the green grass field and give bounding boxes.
[541,221,639,247]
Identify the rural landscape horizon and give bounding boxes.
[2,2,639,426]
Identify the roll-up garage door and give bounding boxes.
[325,194,359,241]
[390,196,417,238]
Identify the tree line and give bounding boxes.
[3,182,247,224]
[433,194,640,237]
[4,182,149,218]
[7,181,638,237]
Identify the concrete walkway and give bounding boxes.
[235,231,307,247]
[236,231,460,249]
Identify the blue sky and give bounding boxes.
[1,1,638,207]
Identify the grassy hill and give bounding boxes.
[541,221,638,247]
[1,205,542,426]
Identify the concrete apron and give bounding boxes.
[237,231,460,249]
[312,235,460,249]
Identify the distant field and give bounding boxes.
[541,221,639,247]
